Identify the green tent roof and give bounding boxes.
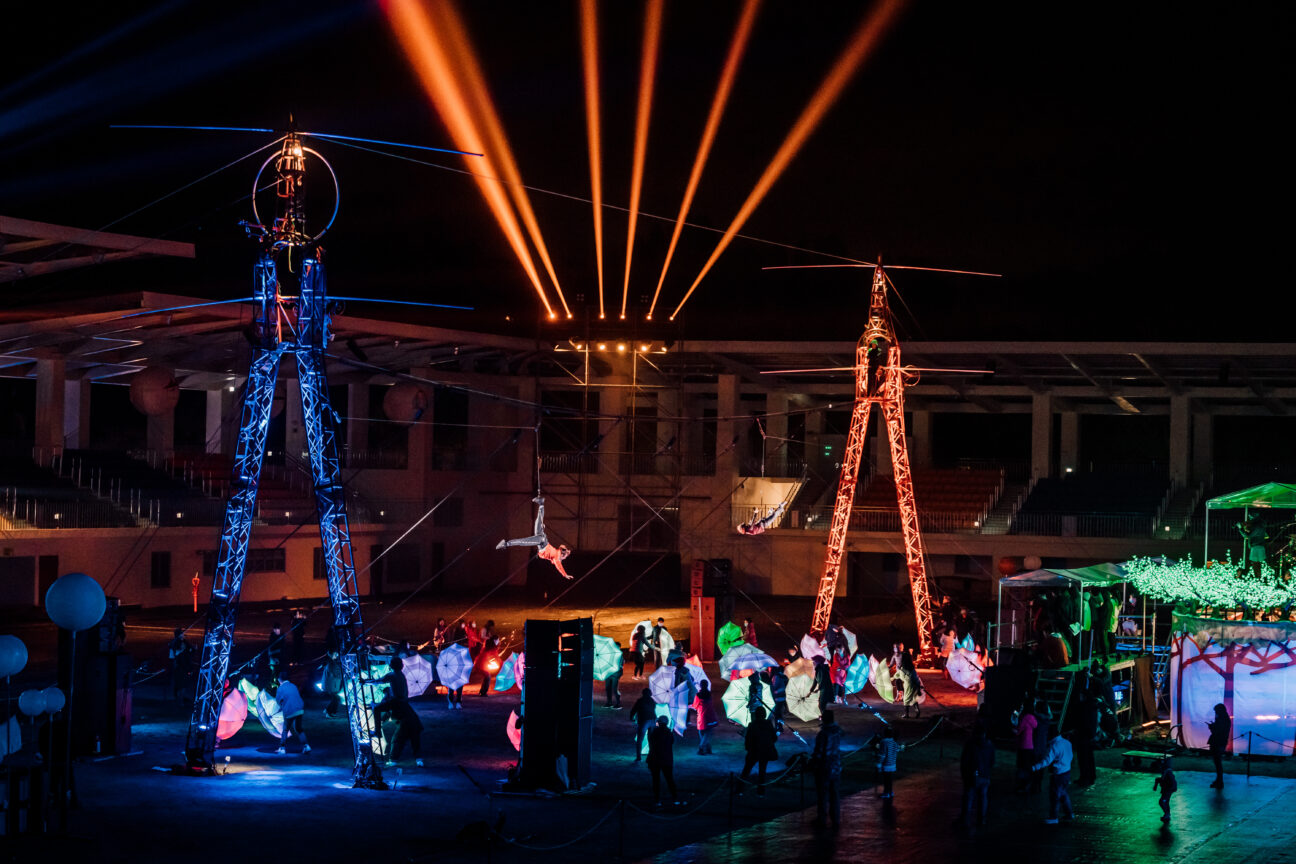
[1205,482,1296,510]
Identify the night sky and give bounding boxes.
[0,1,1286,341]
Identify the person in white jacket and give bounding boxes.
[1032,724,1073,824]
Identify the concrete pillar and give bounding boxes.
[146,407,175,457]
[910,410,932,469]
[716,375,740,477]
[1030,393,1053,480]
[34,357,66,463]
[63,378,91,450]
[1169,395,1190,488]
[1192,412,1213,484]
[1059,411,1079,475]
[285,377,306,462]
[346,382,369,459]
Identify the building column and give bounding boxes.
[716,374,740,478]
[205,386,239,455]
[1169,395,1190,488]
[1030,393,1053,480]
[910,409,932,469]
[1059,411,1079,475]
[62,377,91,450]
[1192,412,1213,484]
[34,357,66,464]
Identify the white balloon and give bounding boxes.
[45,572,107,632]
[42,686,66,713]
[0,635,27,678]
[18,689,46,717]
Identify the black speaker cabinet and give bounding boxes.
[519,618,592,791]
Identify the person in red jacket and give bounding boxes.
[496,497,572,578]
[692,679,719,754]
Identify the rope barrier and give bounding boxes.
[623,774,732,820]
[491,803,619,851]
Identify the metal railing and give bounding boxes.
[1009,512,1155,538]
[540,450,716,477]
[793,505,983,534]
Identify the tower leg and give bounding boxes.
[882,363,935,656]
[186,346,283,768]
[297,349,385,788]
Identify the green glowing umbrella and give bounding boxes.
[721,675,774,727]
[785,673,822,722]
[716,622,744,655]
[592,634,623,681]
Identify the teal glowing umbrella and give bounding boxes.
[639,704,672,754]
[493,653,518,692]
[721,675,774,727]
[237,678,285,738]
[592,635,623,681]
[844,654,870,695]
[437,644,473,691]
[716,621,744,655]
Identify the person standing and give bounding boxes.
[168,628,191,701]
[1153,756,1177,823]
[810,655,834,715]
[630,688,656,762]
[1032,724,1074,825]
[740,706,779,796]
[812,710,843,829]
[830,646,850,705]
[1207,703,1231,789]
[631,625,648,679]
[478,636,499,697]
[274,677,310,755]
[604,642,623,708]
[693,680,718,754]
[1030,700,1051,794]
[740,617,759,648]
[1012,697,1040,792]
[874,726,904,799]
[895,652,923,719]
[266,623,284,679]
[769,666,789,733]
[650,618,668,669]
[375,656,424,767]
[647,716,681,807]
[958,722,995,828]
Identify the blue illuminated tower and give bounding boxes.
[185,133,385,787]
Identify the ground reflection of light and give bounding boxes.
[670,0,907,320]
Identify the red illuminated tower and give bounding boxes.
[811,262,934,653]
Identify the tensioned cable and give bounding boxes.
[321,136,873,266]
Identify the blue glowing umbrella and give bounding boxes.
[436,643,473,691]
[727,651,779,679]
[402,653,435,697]
[719,642,762,678]
[844,654,870,695]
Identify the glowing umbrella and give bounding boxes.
[800,634,827,661]
[868,656,896,703]
[727,651,779,679]
[237,679,285,739]
[217,689,248,741]
[506,710,522,751]
[402,654,435,697]
[721,675,775,727]
[960,633,976,652]
[838,627,858,657]
[436,643,473,691]
[493,652,522,692]
[719,642,763,678]
[657,628,676,659]
[844,654,870,694]
[686,654,704,670]
[639,703,672,754]
[785,657,815,679]
[716,621,744,655]
[593,635,623,681]
[629,620,653,645]
[946,648,986,691]
[784,673,822,722]
[649,664,708,703]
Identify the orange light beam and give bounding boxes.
[429,0,572,319]
[621,0,664,321]
[384,0,556,319]
[669,0,907,321]
[580,0,606,319]
[647,0,759,322]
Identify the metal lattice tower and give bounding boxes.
[811,262,935,654]
[185,133,385,787]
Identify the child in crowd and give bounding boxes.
[1153,757,1177,823]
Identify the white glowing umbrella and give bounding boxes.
[800,634,827,661]
[947,648,987,691]
[436,644,473,691]
[237,679,285,739]
[721,675,775,727]
[784,673,822,722]
[629,620,653,645]
[785,657,815,679]
[402,654,435,697]
[649,664,709,704]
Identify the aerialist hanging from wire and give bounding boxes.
[737,501,787,536]
[496,496,573,579]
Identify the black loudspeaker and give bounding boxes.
[57,630,131,759]
[519,618,592,791]
[94,596,122,654]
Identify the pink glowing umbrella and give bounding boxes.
[217,689,248,741]
[506,710,522,751]
[799,634,827,661]
[947,648,987,691]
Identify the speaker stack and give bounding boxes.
[518,617,592,791]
